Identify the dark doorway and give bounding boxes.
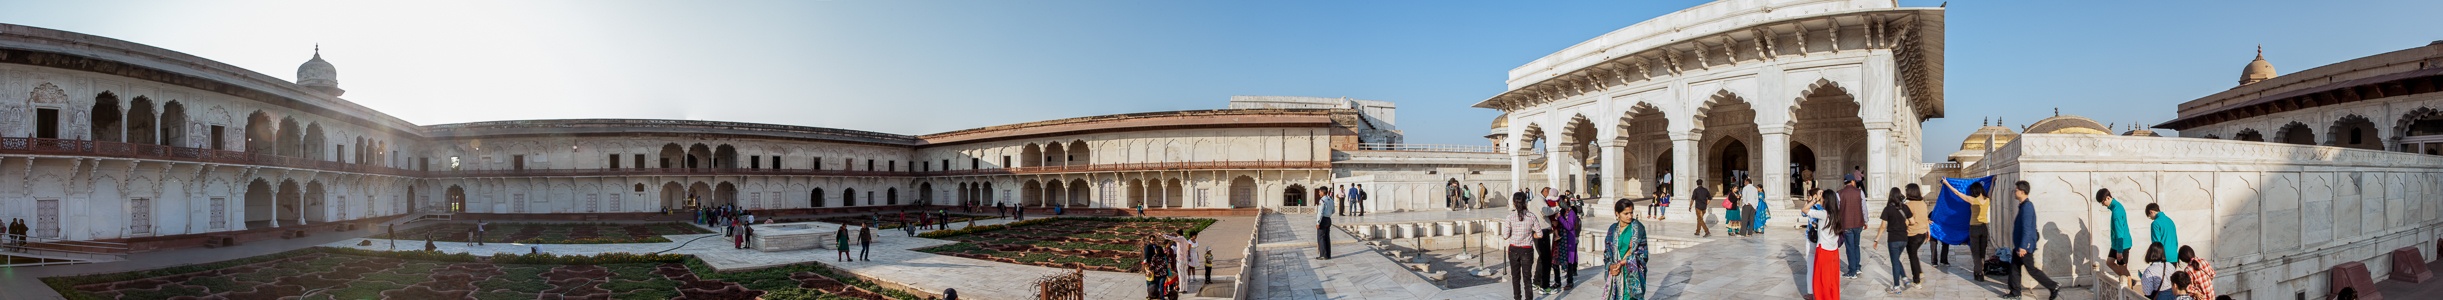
[36,108,59,139]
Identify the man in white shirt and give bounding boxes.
[1316,189,1337,260]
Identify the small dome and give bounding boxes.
[2240,46,2276,86]
[1960,124,2018,151]
[297,46,343,96]
[2026,114,2112,135]
[2123,129,2160,137]
[1491,113,1510,130]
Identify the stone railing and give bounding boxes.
[1978,133,2443,298]
[0,138,1329,179]
[428,167,911,178]
[0,137,423,176]
[920,160,1329,176]
[1356,143,1500,153]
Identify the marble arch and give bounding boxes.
[90,91,121,143]
[2234,128,2266,142]
[1481,1,1942,204]
[2326,114,2381,150]
[2393,107,2443,153]
[2275,121,2315,145]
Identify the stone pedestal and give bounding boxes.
[751,223,838,252]
[2392,247,2432,283]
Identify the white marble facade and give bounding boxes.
[1478,0,1945,208]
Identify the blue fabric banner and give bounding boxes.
[1930,176,1995,245]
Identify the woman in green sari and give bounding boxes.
[1605,198,1650,299]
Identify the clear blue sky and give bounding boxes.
[2,0,2437,162]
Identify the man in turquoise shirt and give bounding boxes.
[2145,202,2178,263]
[2096,189,2132,277]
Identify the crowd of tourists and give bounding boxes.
[5,218,27,252]
[1142,229,1203,299]
[1492,187,1598,298]
[1431,166,2229,300]
[1445,180,1493,210]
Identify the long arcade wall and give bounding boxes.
[0,23,1352,244]
[1973,134,2443,299]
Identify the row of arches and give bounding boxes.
[240,178,411,228]
[49,90,406,165]
[1516,81,1873,199]
[655,143,742,169]
[1015,141,1093,167]
[424,180,919,214]
[70,92,190,146]
[238,109,398,165]
[987,175,1269,208]
[2211,109,2443,154]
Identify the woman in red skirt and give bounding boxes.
[1808,193,1841,299]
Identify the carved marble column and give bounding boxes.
[1601,141,1626,202]
[1548,147,1572,196]
[1671,131,1699,202]
[269,193,281,228]
[1867,127,1892,200]
[1761,126,1792,207]
[1511,149,1529,198]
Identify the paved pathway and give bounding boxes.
[1252,209,2105,300]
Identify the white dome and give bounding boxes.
[296,48,344,96]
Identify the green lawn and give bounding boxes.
[916,217,1214,272]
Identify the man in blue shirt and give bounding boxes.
[2097,188,2132,277]
[2146,202,2178,263]
[2006,181,2060,299]
[1351,184,1369,216]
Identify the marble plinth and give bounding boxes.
[752,223,838,252]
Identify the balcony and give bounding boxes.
[918,160,1330,176]
[0,137,1330,179]
[1355,143,1499,153]
[432,161,1325,178]
[427,167,910,178]
[0,137,423,176]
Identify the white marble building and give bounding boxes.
[1476,0,1946,207]
[0,23,1514,245]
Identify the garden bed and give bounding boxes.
[915,217,1214,272]
[371,222,709,244]
[42,247,922,300]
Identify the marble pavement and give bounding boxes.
[1251,209,2107,299]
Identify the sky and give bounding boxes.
[2,0,2438,162]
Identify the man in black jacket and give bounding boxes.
[1690,179,1712,237]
